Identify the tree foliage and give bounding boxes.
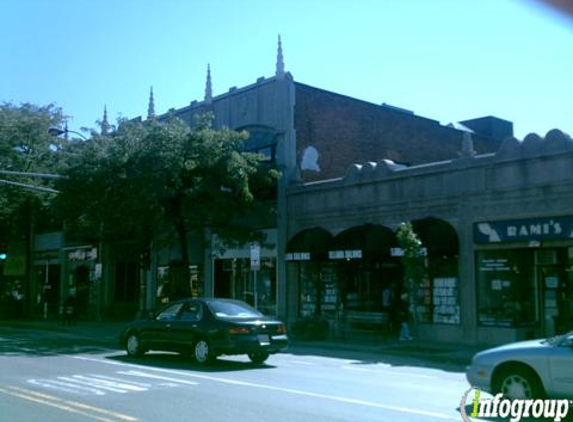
[0,102,66,238]
[396,222,426,296]
[55,113,279,274]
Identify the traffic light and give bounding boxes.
[0,242,8,260]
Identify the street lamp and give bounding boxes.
[48,126,88,140]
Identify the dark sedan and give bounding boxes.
[119,298,288,365]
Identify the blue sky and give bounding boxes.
[2,0,571,140]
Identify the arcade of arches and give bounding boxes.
[286,218,459,328]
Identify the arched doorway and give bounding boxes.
[411,217,460,324]
[286,227,333,319]
[330,224,399,312]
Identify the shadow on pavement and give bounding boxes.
[107,352,277,373]
[287,341,472,373]
[0,322,121,357]
[0,320,481,374]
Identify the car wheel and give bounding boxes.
[125,331,145,357]
[248,351,269,365]
[194,338,215,365]
[496,367,543,399]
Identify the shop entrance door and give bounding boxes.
[537,265,563,337]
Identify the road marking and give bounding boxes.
[289,360,317,366]
[71,356,459,420]
[29,378,108,396]
[341,365,436,379]
[72,375,149,392]
[58,376,130,393]
[0,386,137,422]
[89,374,152,388]
[117,370,200,386]
[28,374,152,396]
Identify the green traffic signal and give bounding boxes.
[0,253,6,260]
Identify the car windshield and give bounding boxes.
[208,300,263,319]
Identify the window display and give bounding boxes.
[432,277,460,324]
[476,250,535,327]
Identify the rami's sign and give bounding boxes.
[474,216,573,244]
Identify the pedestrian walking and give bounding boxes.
[398,293,413,341]
[63,294,77,326]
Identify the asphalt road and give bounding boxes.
[0,326,566,422]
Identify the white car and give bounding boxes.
[466,331,573,399]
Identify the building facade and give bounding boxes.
[285,129,573,345]
[145,38,507,325]
[20,39,536,344]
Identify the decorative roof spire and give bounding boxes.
[147,86,155,120]
[204,64,213,104]
[101,105,110,135]
[276,35,285,79]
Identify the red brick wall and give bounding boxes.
[294,83,502,181]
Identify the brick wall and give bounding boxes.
[294,83,503,181]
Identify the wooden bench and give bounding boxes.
[338,311,390,342]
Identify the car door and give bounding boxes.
[141,302,184,351]
[548,334,573,398]
[164,301,203,351]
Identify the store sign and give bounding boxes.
[474,216,573,244]
[68,247,98,261]
[328,249,362,260]
[390,247,427,257]
[285,252,311,261]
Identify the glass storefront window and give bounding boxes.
[213,258,277,316]
[417,257,460,324]
[476,250,536,327]
[298,262,339,319]
[156,264,202,306]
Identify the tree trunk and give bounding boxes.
[171,209,191,300]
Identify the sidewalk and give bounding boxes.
[293,337,482,368]
[0,318,483,368]
[0,318,126,343]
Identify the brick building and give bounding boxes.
[37,38,514,325]
[138,37,512,324]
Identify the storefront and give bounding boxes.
[286,219,461,332]
[211,230,278,316]
[475,216,573,338]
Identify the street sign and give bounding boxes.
[250,243,260,270]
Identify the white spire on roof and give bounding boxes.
[204,64,213,104]
[147,86,155,120]
[276,35,285,79]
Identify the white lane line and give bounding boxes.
[72,375,149,392]
[29,378,107,396]
[289,360,317,366]
[341,365,436,379]
[88,374,152,388]
[116,370,199,386]
[58,376,129,394]
[71,356,458,420]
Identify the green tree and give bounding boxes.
[0,102,67,233]
[396,222,425,293]
[0,102,67,312]
[396,222,426,337]
[55,113,278,299]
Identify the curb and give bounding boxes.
[2,320,480,366]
